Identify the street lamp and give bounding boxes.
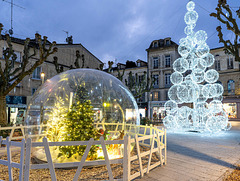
[41,72,45,84]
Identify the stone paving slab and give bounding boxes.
[136,121,240,181]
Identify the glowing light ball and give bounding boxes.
[25,69,140,162]
[173,58,189,73]
[163,1,231,133]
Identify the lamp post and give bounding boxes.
[40,72,45,84]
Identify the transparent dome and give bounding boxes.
[25,69,139,162]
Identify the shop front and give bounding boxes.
[149,101,166,122]
[223,96,240,121]
[6,96,27,124]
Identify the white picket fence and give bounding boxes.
[0,124,166,181]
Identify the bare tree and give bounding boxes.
[0,23,57,126]
[125,71,155,99]
[107,61,155,99]
[210,0,240,62]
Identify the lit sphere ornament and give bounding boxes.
[178,43,191,58]
[168,85,183,103]
[209,100,224,113]
[196,43,210,57]
[204,69,219,83]
[170,72,183,84]
[164,100,178,113]
[194,30,207,45]
[163,115,177,129]
[186,1,195,11]
[201,53,215,67]
[184,10,198,25]
[173,58,189,73]
[191,69,204,83]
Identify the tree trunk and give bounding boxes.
[0,95,7,126]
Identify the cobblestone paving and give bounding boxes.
[137,122,240,181]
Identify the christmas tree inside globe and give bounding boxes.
[25,69,140,163]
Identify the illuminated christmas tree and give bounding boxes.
[163,1,231,133]
[45,97,67,142]
[60,85,98,159]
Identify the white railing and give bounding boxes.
[0,123,166,181]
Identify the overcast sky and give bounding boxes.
[0,0,239,67]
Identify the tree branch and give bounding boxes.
[210,0,240,62]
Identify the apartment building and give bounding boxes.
[0,35,103,124]
[146,37,240,121]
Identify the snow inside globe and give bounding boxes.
[25,69,140,163]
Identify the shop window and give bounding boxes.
[153,57,159,69]
[165,73,171,88]
[32,67,41,79]
[153,107,166,121]
[227,57,234,69]
[165,55,171,67]
[227,80,235,94]
[223,103,237,118]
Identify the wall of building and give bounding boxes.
[0,38,102,124]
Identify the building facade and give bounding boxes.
[0,36,103,124]
[146,37,240,121]
[211,47,240,121]
[146,38,179,121]
[111,60,148,118]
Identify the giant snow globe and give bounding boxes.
[25,69,140,163]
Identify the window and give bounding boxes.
[223,103,237,118]
[165,40,170,46]
[165,55,171,67]
[227,80,235,94]
[14,51,21,63]
[2,48,21,63]
[138,75,144,83]
[165,90,169,100]
[215,60,221,71]
[32,67,41,79]
[153,91,159,101]
[32,88,37,95]
[165,73,171,87]
[152,74,159,88]
[227,57,234,69]
[153,42,158,48]
[137,62,141,67]
[153,57,159,69]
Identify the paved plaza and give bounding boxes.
[137,121,240,181]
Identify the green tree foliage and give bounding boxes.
[60,86,98,159]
